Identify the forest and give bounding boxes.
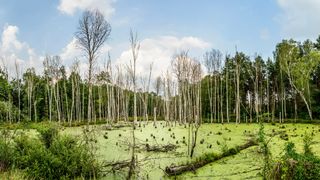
[1,9,320,180]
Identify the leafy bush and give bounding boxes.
[34,122,59,148]
[0,101,19,123]
[13,132,100,179]
[303,132,314,156]
[0,130,16,172]
[269,140,320,180]
[258,122,271,179]
[14,135,54,178]
[49,135,99,179]
[0,123,100,179]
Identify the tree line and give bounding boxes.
[1,10,320,124]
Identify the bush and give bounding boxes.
[0,123,101,179]
[49,135,100,179]
[0,130,16,172]
[269,141,320,180]
[14,135,55,179]
[34,122,59,148]
[303,132,314,156]
[13,133,100,179]
[258,122,271,179]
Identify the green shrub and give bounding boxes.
[269,142,320,180]
[220,138,228,154]
[303,132,314,156]
[13,133,100,179]
[258,122,271,179]
[35,122,59,148]
[0,130,16,172]
[49,135,100,179]
[14,135,56,179]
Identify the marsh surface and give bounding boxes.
[61,122,320,179]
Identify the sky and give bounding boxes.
[0,0,320,79]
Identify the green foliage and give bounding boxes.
[0,101,20,122]
[275,39,320,120]
[258,123,271,179]
[35,122,59,148]
[14,135,51,177]
[222,147,238,156]
[0,123,100,179]
[303,132,314,156]
[49,135,99,179]
[269,141,320,180]
[0,130,16,172]
[220,137,229,154]
[197,152,220,163]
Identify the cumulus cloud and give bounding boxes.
[0,24,210,86]
[277,0,320,39]
[116,36,211,83]
[0,25,42,77]
[60,37,81,62]
[58,0,115,19]
[59,37,111,76]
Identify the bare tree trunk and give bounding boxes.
[272,92,275,122]
[214,75,217,122]
[127,30,140,179]
[220,76,224,123]
[280,70,284,123]
[55,82,61,123]
[15,61,21,123]
[226,62,229,123]
[255,62,259,122]
[236,57,240,124]
[63,79,69,123]
[267,73,270,122]
[294,92,297,122]
[70,76,75,125]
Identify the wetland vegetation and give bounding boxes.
[1,3,320,180]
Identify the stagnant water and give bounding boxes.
[61,122,320,179]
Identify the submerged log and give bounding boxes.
[165,139,257,176]
[104,160,131,171]
[145,143,178,152]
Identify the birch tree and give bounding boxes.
[276,39,320,120]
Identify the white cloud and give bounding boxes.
[59,37,111,76]
[1,25,24,52]
[277,0,320,39]
[58,0,115,19]
[60,37,81,62]
[0,25,42,77]
[116,35,211,84]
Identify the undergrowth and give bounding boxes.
[268,132,320,180]
[0,123,101,179]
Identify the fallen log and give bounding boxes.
[103,124,131,131]
[145,143,178,152]
[165,139,257,176]
[104,160,131,171]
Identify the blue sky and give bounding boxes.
[0,0,319,77]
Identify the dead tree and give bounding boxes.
[75,10,111,123]
[14,60,21,122]
[126,29,140,179]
